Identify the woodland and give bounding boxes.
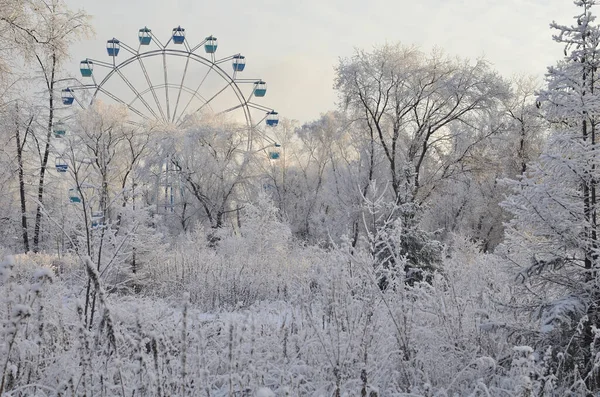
[2,0,600,396]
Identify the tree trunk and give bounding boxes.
[581,57,600,393]
[15,104,30,253]
[32,53,57,253]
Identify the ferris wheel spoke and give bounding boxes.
[125,120,145,128]
[247,102,274,112]
[218,103,245,115]
[151,35,166,49]
[189,38,209,53]
[136,83,208,102]
[246,102,274,128]
[174,65,214,125]
[66,89,88,110]
[171,54,191,123]
[252,114,269,129]
[230,86,251,125]
[97,87,152,122]
[253,128,278,145]
[163,52,171,121]
[119,41,139,57]
[73,95,88,110]
[214,55,236,65]
[61,84,91,110]
[181,82,231,126]
[183,40,192,53]
[115,68,163,122]
[85,58,116,71]
[138,57,167,122]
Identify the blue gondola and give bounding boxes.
[254,80,267,97]
[139,27,152,45]
[266,111,279,126]
[68,188,81,204]
[91,211,104,229]
[61,88,74,105]
[55,157,68,172]
[262,182,275,192]
[172,26,185,44]
[107,39,120,56]
[204,35,218,53]
[268,144,281,160]
[53,122,66,138]
[80,60,93,77]
[232,54,246,72]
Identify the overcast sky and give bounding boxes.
[65,0,577,124]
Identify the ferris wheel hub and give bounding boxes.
[157,120,180,132]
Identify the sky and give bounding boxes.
[64,0,577,124]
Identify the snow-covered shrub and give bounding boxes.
[0,237,572,396]
[142,195,306,310]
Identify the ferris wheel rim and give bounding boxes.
[62,28,281,158]
[86,48,252,128]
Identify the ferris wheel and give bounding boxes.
[60,26,280,149]
[55,26,282,214]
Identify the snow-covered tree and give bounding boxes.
[504,75,547,176]
[422,76,547,251]
[335,44,509,205]
[501,0,600,391]
[261,112,362,243]
[0,0,92,253]
[173,113,252,231]
[335,45,511,278]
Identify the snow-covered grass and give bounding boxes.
[0,234,549,396]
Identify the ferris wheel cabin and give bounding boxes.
[68,188,81,204]
[55,157,68,173]
[266,111,279,126]
[268,143,281,160]
[80,60,93,77]
[91,211,104,229]
[53,122,66,138]
[254,80,267,97]
[232,54,246,71]
[61,88,74,105]
[139,27,152,45]
[172,26,185,44]
[107,39,120,56]
[204,36,218,53]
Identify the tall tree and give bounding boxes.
[335,44,509,276]
[13,102,34,252]
[173,113,251,231]
[423,76,546,251]
[504,75,546,176]
[502,1,600,392]
[335,44,509,205]
[0,0,92,252]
